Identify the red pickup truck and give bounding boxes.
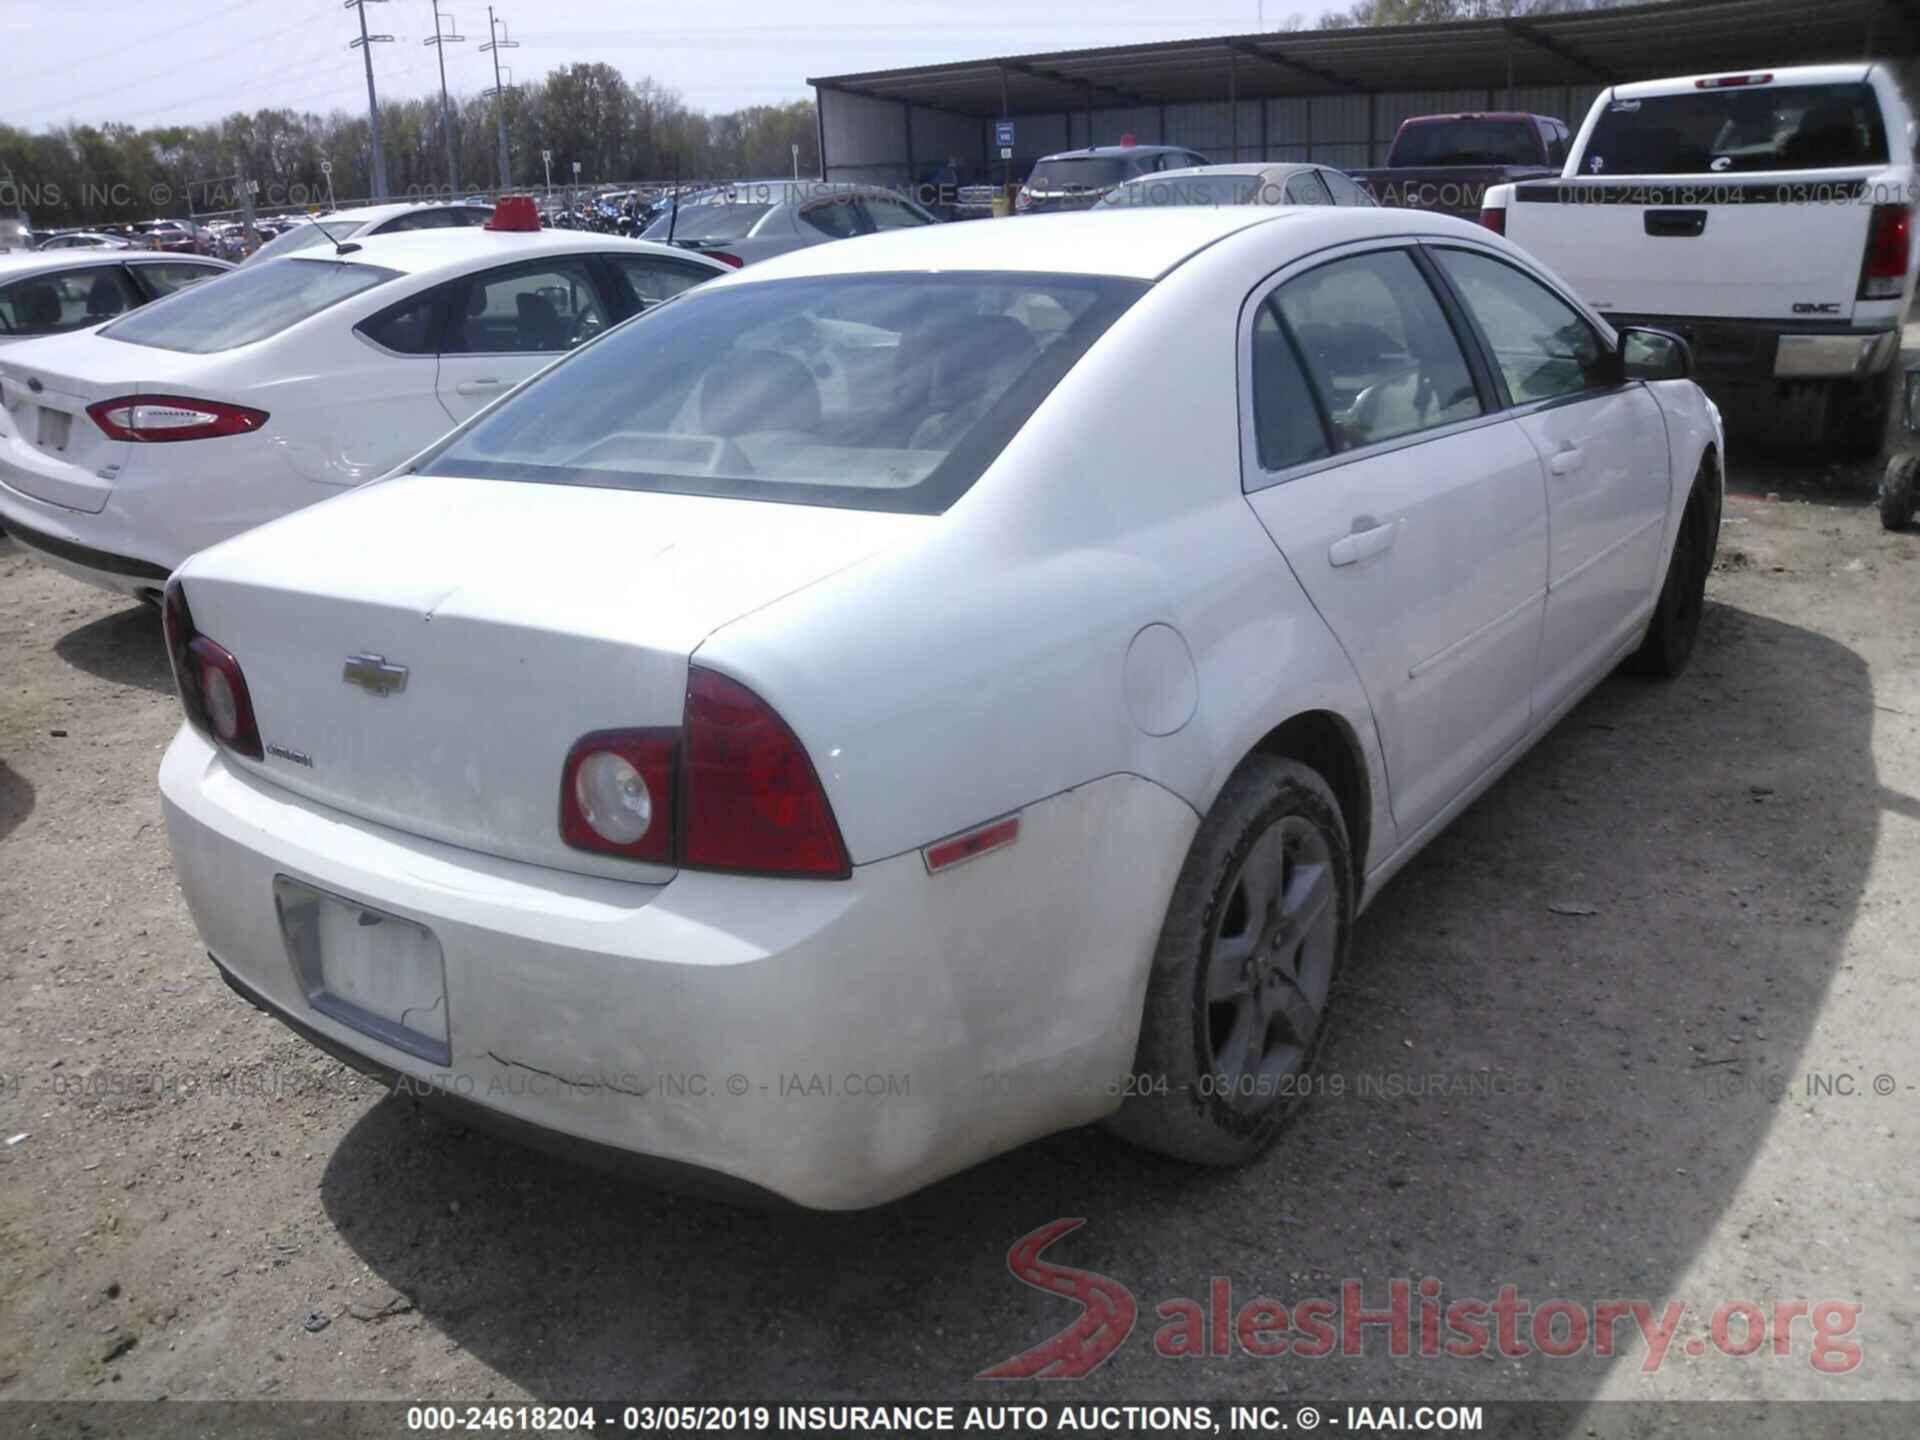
[1351,112,1569,219]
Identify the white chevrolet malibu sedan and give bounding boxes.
[0,213,728,596]
[158,205,1722,1208]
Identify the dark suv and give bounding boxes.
[1015,143,1211,214]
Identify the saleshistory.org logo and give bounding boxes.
[977,1221,1863,1378]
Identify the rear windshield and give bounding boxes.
[1391,119,1541,167]
[420,271,1147,515]
[643,203,773,242]
[101,257,399,353]
[1028,156,1147,191]
[248,219,365,262]
[1582,82,1888,174]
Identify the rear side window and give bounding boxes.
[1249,302,1333,472]
[1273,249,1482,450]
[1582,82,1888,174]
[1284,171,1333,205]
[101,258,400,353]
[358,292,442,355]
[1319,168,1374,206]
[0,266,140,336]
[801,198,863,239]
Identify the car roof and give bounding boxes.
[723,204,1486,286]
[719,206,1291,283]
[0,251,229,281]
[1121,162,1318,181]
[294,226,731,282]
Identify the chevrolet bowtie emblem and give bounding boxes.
[342,653,409,697]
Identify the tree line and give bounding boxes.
[0,64,819,226]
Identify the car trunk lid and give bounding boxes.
[175,472,928,881]
[0,336,149,513]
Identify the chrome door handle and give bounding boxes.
[1550,446,1584,475]
[454,379,508,396]
[1329,516,1397,567]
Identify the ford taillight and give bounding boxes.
[88,395,268,442]
[163,578,263,759]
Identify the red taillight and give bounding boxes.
[163,578,263,759]
[706,251,745,269]
[559,668,850,878]
[1861,203,1912,299]
[683,667,850,878]
[559,729,676,863]
[1478,205,1507,236]
[88,395,268,442]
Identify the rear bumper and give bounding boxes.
[159,725,1193,1209]
[1603,313,1899,383]
[0,487,171,598]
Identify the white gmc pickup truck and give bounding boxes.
[1482,64,1916,458]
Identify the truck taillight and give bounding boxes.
[1477,205,1506,236]
[1695,73,1772,89]
[88,395,268,442]
[1860,204,1912,300]
[559,667,850,879]
[163,578,263,759]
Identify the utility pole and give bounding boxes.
[425,3,466,198]
[345,0,394,201]
[480,7,520,191]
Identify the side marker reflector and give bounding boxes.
[923,814,1021,874]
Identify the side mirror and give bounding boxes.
[1619,325,1692,382]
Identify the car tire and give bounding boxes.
[1881,453,1917,532]
[1630,464,1715,679]
[1105,754,1352,1166]
[1825,370,1897,464]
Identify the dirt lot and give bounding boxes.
[1,462,1917,1418]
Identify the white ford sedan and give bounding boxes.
[0,216,728,596]
[158,206,1722,1208]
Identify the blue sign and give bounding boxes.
[995,121,1016,148]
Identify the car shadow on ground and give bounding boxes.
[53,602,171,694]
[319,599,1879,1405]
[0,758,32,845]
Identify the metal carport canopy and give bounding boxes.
[809,0,1914,116]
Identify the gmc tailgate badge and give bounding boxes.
[342,653,408,697]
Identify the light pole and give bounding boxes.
[424,3,466,198]
[480,7,520,191]
[344,0,394,201]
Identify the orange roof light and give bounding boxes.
[484,195,542,232]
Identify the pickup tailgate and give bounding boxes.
[1503,175,1874,321]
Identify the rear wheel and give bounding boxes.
[1882,453,1917,532]
[1106,755,1352,1166]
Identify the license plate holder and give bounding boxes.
[274,876,450,1065]
[37,405,71,453]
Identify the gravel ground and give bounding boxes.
[1,462,1917,1419]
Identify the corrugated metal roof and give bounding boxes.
[809,0,1908,117]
